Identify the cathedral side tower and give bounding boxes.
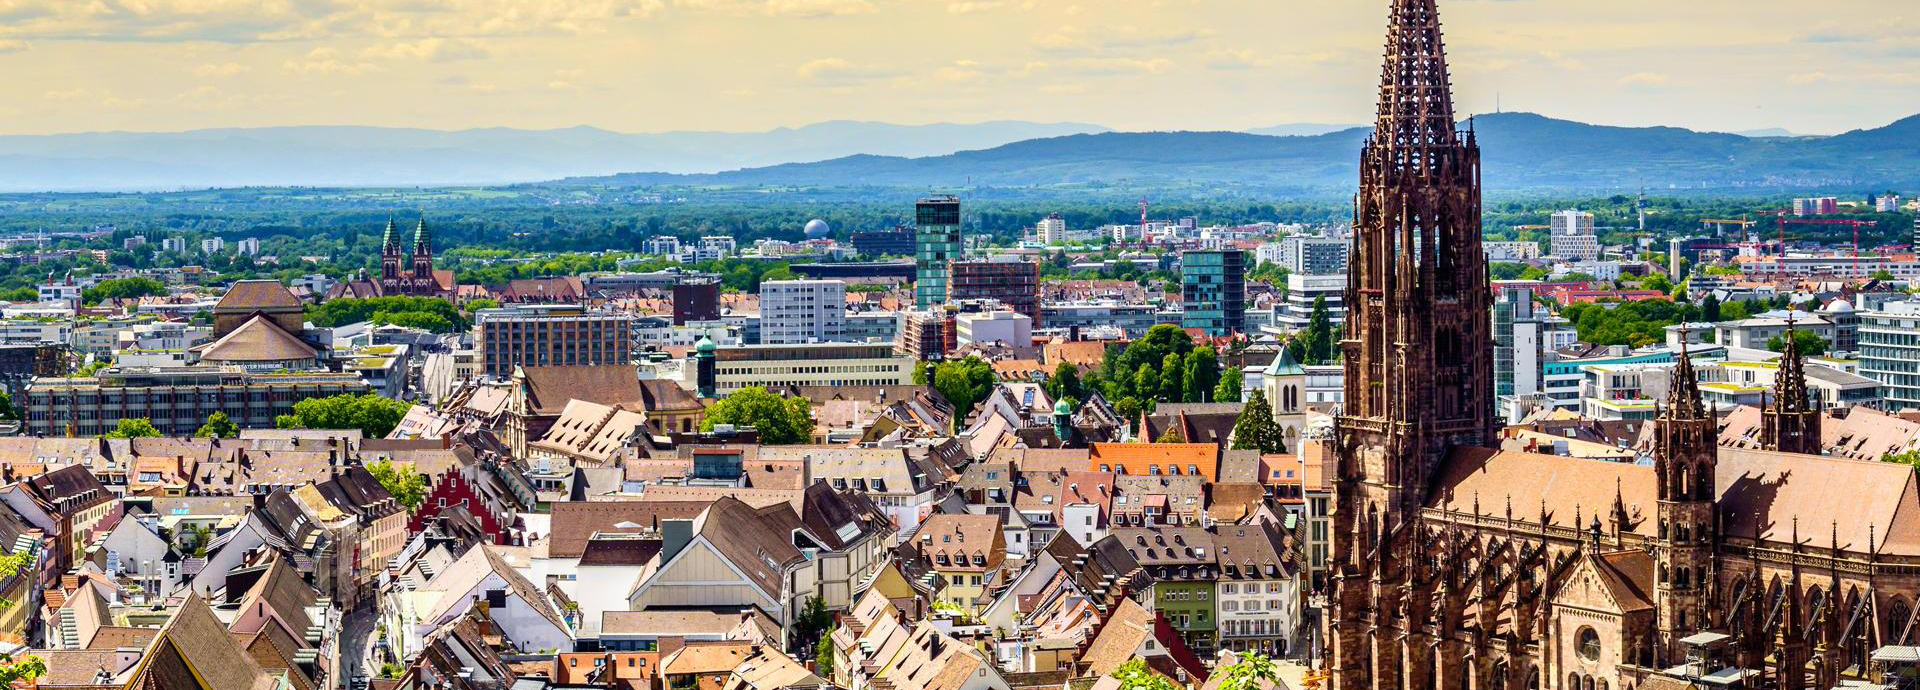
[1652,335,1718,665]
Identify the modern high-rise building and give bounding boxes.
[914,196,963,309]
[948,258,1040,325]
[1548,209,1599,260]
[1492,281,1570,421]
[1264,236,1350,275]
[1179,249,1247,336]
[1859,300,1920,411]
[1792,196,1840,216]
[759,279,847,345]
[1272,273,1348,329]
[1035,214,1067,244]
[474,304,633,379]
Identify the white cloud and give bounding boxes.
[0,39,28,53]
[362,38,491,62]
[1618,72,1670,86]
[194,62,249,77]
[283,47,380,75]
[794,57,897,85]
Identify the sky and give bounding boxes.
[0,0,1914,136]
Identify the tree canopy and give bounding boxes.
[82,276,167,305]
[307,296,468,333]
[194,411,239,439]
[367,459,428,512]
[919,357,996,425]
[1229,390,1286,453]
[1562,298,1694,348]
[275,392,410,438]
[701,386,814,444]
[103,417,162,439]
[1767,329,1829,356]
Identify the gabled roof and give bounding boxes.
[520,365,646,415]
[126,594,277,690]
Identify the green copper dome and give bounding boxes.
[696,336,718,354]
[1053,398,1073,415]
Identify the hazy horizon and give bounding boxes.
[0,0,1910,137]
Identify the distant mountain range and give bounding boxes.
[567,112,1920,192]
[0,113,1912,193]
[0,120,1110,191]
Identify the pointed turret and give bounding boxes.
[413,218,432,254]
[381,218,399,251]
[1664,325,1707,421]
[1762,312,1822,454]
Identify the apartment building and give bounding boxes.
[474,304,633,379]
[23,366,369,436]
[948,259,1041,325]
[703,343,915,394]
[759,280,847,345]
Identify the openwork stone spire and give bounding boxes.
[1762,313,1822,454]
[1374,0,1460,154]
[1665,326,1707,420]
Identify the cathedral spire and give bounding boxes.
[1773,313,1813,414]
[381,218,399,251]
[1762,312,1822,454]
[1665,324,1707,420]
[1374,0,1460,151]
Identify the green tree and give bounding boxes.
[276,392,410,438]
[1767,329,1829,356]
[462,297,500,312]
[367,459,428,512]
[373,310,453,332]
[194,411,239,439]
[1214,366,1244,403]
[81,276,167,305]
[1158,353,1184,403]
[1216,652,1280,690]
[929,357,996,423]
[1182,346,1220,403]
[1700,294,1721,322]
[1229,389,1285,453]
[1885,449,1920,467]
[1131,364,1157,405]
[0,287,35,302]
[1304,295,1334,364]
[701,386,815,444]
[790,596,834,657]
[1872,269,1897,281]
[1046,361,1083,403]
[1154,424,1187,443]
[1112,658,1177,690]
[103,417,162,439]
[815,629,836,678]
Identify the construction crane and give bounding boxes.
[1777,217,1880,257]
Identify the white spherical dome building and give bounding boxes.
[804,218,831,238]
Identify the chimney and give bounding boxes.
[661,519,694,563]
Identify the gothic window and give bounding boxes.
[1577,627,1601,661]
[1889,598,1913,643]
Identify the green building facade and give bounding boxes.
[1180,249,1247,336]
[914,196,963,310]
